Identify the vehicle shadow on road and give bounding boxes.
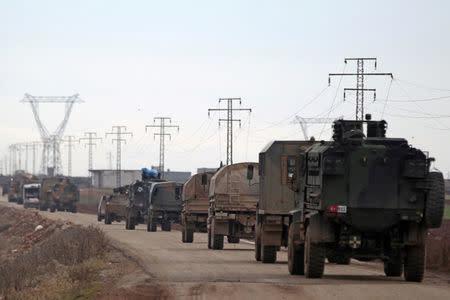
[322,274,404,283]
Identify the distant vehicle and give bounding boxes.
[40,177,79,213]
[181,172,214,243]
[255,140,314,263]
[207,162,259,250]
[278,115,445,282]
[104,186,128,224]
[23,183,41,209]
[8,172,38,204]
[125,168,166,230]
[146,181,183,232]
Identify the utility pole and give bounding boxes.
[79,132,102,183]
[63,136,76,176]
[208,98,251,165]
[329,58,393,120]
[106,126,132,187]
[107,152,113,170]
[146,118,179,179]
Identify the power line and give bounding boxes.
[329,58,393,120]
[62,136,76,176]
[146,117,179,178]
[106,126,132,187]
[79,132,102,176]
[208,98,251,165]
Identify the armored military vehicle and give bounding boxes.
[282,115,444,282]
[40,177,79,212]
[8,172,38,204]
[207,162,259,250]
[181,172,214,242]
[255,141,314,263]
[104,186,128,224]
[23,183,41,209]
[125,168,165,230]
[147,181,183,232]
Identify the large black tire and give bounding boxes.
[336,255,351,265]
[162,220,171,232]
[211,221,224,250]
[384,261,403,277]
[262,245,277,263]
[97,212,102,222]
[304,225,325,278]
[227,236,240,244]
[255,225,261,261]
[129,217,135,230]
[404,245,425,282]
[424,172,445,228]
[105,207,112,224]
[50,206,56,213]
[207,226,212,249]
[71,206,77,213]
[186,228,194,243]
[288,223,304,275]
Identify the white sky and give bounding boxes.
[1,0,449,177]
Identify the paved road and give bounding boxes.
[2,196,450,299]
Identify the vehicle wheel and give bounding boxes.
[162,220,171,231]
[336,255,351,265]
[424,172,445,228]
[227,236,240,244]
[211,221,224,250]
[105,212,111,225]
[262,245,277,263]
[304,225,325,278]
[129,217,135,230]
[97,213,102,222]
[182,228,186,242]
[288,223,304,275]
[40,206,46,211]
[207,226,212,249]
[255,225,261,261]
[186,228,194,243]
[404,245,425,282]
[50,207,56,213]
[327,253,337,263]
[384,261,403,277]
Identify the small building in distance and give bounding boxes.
[197,168,218,174]
[90,169,192,188]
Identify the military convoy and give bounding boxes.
[181,172,214,243]
[207,163,259,250]
[256,116,444,282]
[40,177,79,212]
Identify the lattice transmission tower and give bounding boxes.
[208,98,251,165]
[146,117,179,179]
[329,58,393,120]
[106,126,132,187]
[21,94,83,175]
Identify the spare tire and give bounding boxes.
[424,172,445,228]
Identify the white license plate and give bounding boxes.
[338,206,347,213]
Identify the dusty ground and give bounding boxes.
[2,195,450,300]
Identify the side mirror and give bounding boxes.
[201,174,207,186]
[247,165,254,180]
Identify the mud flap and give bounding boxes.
[261,223,283,246]
[308,213,335,243]
[213,219,229,235]
[404,222,427,246]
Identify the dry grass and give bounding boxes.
[0,225,108,298]
[427,220,450,272]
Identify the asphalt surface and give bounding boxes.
[2,196,450,299]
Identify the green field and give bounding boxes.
[445,205,450,220]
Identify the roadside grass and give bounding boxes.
[0,225,108,299]
[446,194,450,201]
[445,205,450,220]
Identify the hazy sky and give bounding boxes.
[1,0,449,177]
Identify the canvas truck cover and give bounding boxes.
[259,140,314,215]
[182,172,214,214]
[209,162,259,212]
[150,181,183,212]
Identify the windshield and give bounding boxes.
[25,188,39,198]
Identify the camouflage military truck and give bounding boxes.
[283,116,444,282]
[147,181,183,232]
[255,141,314,263]
[40,177,79,213]
[23,183,41,209]
[207,162,259,250]
[104,186,128,224]
[181,172,214,242]
[8,172,38,204]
